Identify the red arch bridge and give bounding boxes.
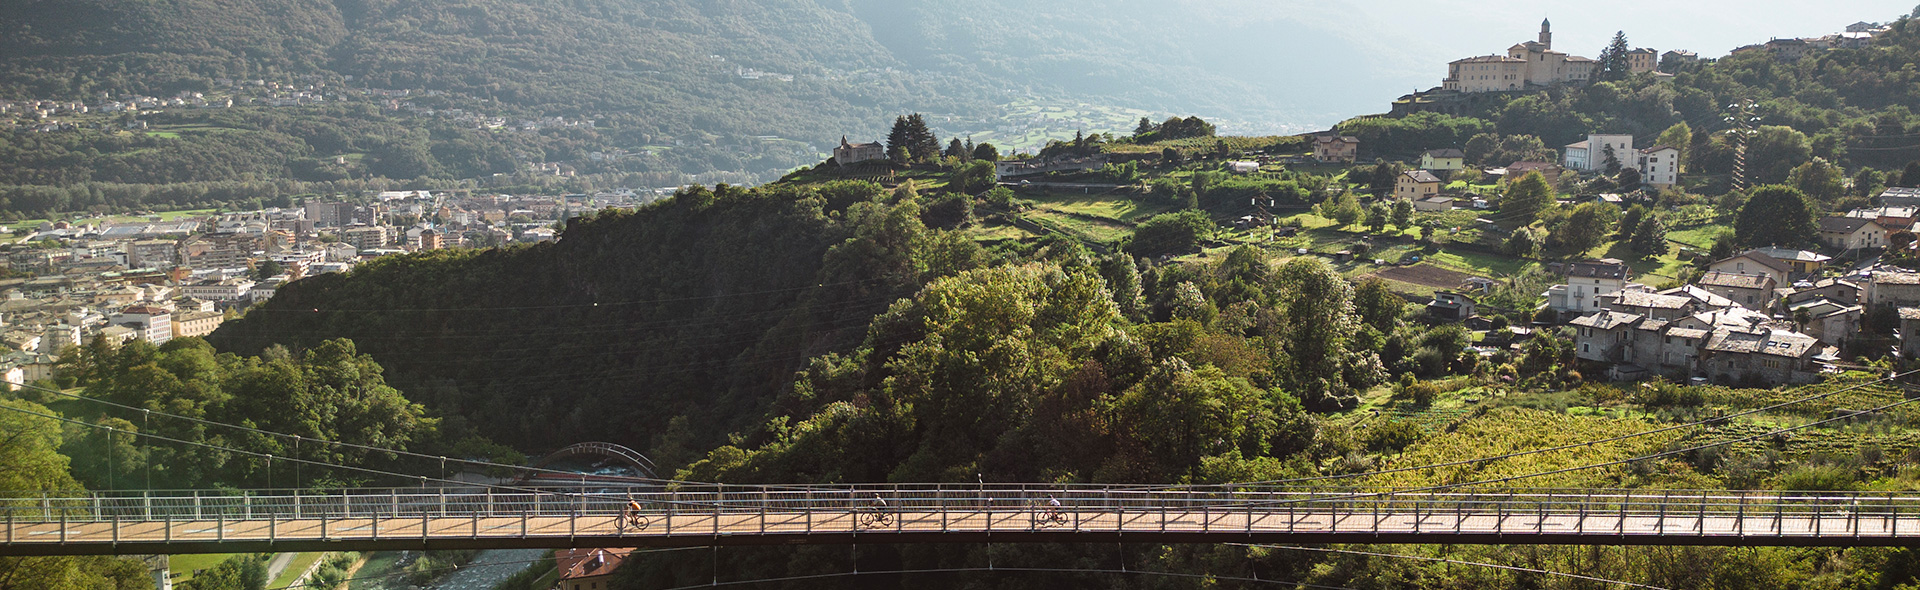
[5,485,1920,556]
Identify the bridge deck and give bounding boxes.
[7,487,1920,555]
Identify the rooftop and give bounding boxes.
[1609,290,1693,310]
[1698,271,1774,290]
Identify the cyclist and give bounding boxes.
[1045,495,1063,522]
[866,493,891,526]
[623,497,646,530]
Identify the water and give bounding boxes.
[426,549,547,590]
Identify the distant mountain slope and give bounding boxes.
[0,0,1369,142]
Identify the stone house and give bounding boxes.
[1819,216,1888,251]
[1396,170,1443,200]
[1696,270,1777,310]
[1312,136,1359,163]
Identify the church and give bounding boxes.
[1442,20,1597,93]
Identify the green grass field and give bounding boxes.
[269,552,326,589]
[1025,193,1169,223]
[169,553,240,584]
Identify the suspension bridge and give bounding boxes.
[8,485,1920,556]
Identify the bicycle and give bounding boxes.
[617,501,650,533]
[859,509,894,529]
[1036,509,1068,528]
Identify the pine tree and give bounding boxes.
[1598,31,1632,81]
[1134,117,1156,137]
[946,138,967,160]
[886,116,912,160]
[904,114,940,163]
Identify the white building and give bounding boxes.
[1563,135,1636,172]
[1544,259,1633,314]
[109,306,171,345]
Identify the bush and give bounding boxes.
[1775,463,1859,491]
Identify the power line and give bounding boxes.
[4,380,696,486]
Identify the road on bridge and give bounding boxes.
[6,486,1919,556]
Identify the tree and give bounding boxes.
[1162,147,1184,165]
[1134,117,1157,137]
[1616,167,1642,192]
[1902,161,1920,187]
[1390,199,1413,229]
[1352,277,1402,332]
[972,142,1001,162]
[1127,210,1213,257]
[1501,171,1555,223]
[1629,215,1668,256]
[1734,185,1818,248]
[1598,31,1632,81]
[1558,202,1615,254]
[887,114,940,164]
[253,259,284,281]
[1505,227,1541,257]
[951,160,996,194]
[1617,205,1648,239]
[1326,193,1364,226]
[1656,122,1693,172]
[1272,258,1369,411]
[1789,158,1847,204]
[1366,202,1389,233]
[1602,144,1622,175]
[945,138,968,160]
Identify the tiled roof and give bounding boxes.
[1716,251,1791,274]
[1698,271,1774,290]
[1423,149,1465,158]
[557,548,634,580]
[1570,311,1643,330]
[1611,290,1694,310]
[1875,272,1920,285]
[1901,307,1920,321]
[1659,284,1736,308]
[1665,327,1710,340]
[1749,247,1831,263]
[1566,260,1630,280]
[1404,170,1442,184]
[1819,216,1877,233]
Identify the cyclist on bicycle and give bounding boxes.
[1046,495,1062,521]
[623,497,645,528]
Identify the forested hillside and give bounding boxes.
[209,180,985,459]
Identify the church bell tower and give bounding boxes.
[1539,18,1552,49]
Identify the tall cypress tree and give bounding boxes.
[887,116,912,159]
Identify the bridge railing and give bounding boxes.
[8,485,1920,535]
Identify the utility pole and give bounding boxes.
[1726,99,1761,191]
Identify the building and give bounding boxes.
[1871,272,1920,308]
[1848,206,1920,230]
[1596,290,1697,321]
[1506,161,1564,185]
[109,306,171,345]
[126,240,180,268]
[1635,146,1681,188]
[1544,259,1632,314]
[1427,291,1477,321]
[1902,307,1920,357]
[1563,134,1636,172]
[1745,247,1830,278]
[340,225,389,250]
[1572,299,1834,385]
[1818,217,1888,251]
[832,137,885,166]
[1782,278,1860,307]
[554,548,633,590]
[1880,187,1920,208]
[1707,252,1790,287]
[1625,48,1659,74]
[1396,170,1443,200]
[1696,270,1777,310]
[303,201,353,227]
[171,310,224,339]
[1442,20,1597,93]
[1413,196,1456,212]
[1420,149,1465,171]
[1312,136,1359,163]
[1787,297,1861,346]
[181,278,255,301]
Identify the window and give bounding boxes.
[1583,343,1591,352]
